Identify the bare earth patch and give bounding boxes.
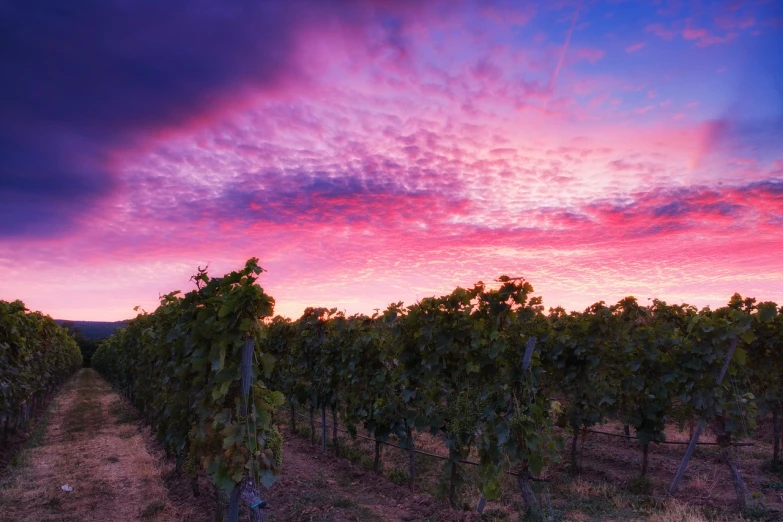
[275,411,783,522]
[264,429,455,521]
[4,371,780,521]
[0,369,178,522]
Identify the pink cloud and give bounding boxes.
[625,41,646,53]
[572,48,606,64]
[645,23,675,40]
[8,177,779,321]
[682,21,738,47]
[682,25,708,40]
[3,0,781,323]
[634,105,656,114]
[715,13,755,31]
[695,32,738,47]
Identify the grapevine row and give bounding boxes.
[1,300,83,438]
[92,259,283,519]
[92,261,783,515]
[264,283,782,512]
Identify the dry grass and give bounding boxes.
[4,372,776,521]
[646,499,733,522]
[281,407,783,522]
[0,369,178,521]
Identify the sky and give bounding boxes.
[1,0,782,321]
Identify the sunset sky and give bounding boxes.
[1,0,782,321]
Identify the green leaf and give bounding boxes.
[482,476,504,500]
[213,469,238,493]
[259,353,275,378]
[732,347,748,366]
[211,380,232,401]
[222,424,246,448]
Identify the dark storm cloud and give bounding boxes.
[0,0,421,237]
[0,0,305,236]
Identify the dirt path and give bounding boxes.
[9,369,765,521]
[264,430,450,521]
[0,370,454,522]
[0,369,179,522]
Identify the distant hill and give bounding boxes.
[56,320,127,339]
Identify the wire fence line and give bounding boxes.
[291,410,550,481]
[290,409,755,487]
[582,428,755,447]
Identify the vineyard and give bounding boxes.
[1,300,83,442]
[84,259,783,520]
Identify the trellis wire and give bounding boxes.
[293,411,549,481]
[292,407,756,486]
[582,428,754,446]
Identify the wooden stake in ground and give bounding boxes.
[404,418,416,492]
[289,401,296,433]
[669,338,738,494]
[228,486,241,522]
[321,407,327,453]
[479,336,540,516]
[517,468,540,517]
[774,407,781,466]
[715,421,751,510]
[373,439,382,473]
[215,488,224,522]
[515,337,540,514]
[448,458,459,508]
[310,406,316,445]
[477,496,487,515]
[331,406,339,457]
[570,425,580,470]
[228,338,264,522]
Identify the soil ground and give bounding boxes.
[280,408,783,522]
[0,369,179,521]
[3,370,782,521]
[0,371,451,522]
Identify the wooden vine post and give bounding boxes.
[373,440,382,473]
[774,408,782,465]
[448,458,459,508]
[310,406,316,445]
[289,402,296,433]
[478,336,538,515]
[715,420,751,510]
[321,407,327,453]
[405,418,416,492]
[331,406,339,457]
[515,336,540,514]
[570,425,580,470]
[669,338,738,494]
[228,338,266,522]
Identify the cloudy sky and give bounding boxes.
[1,0,781,320]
